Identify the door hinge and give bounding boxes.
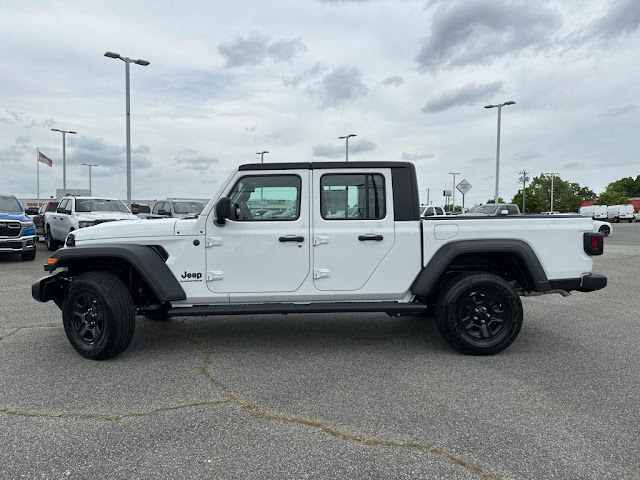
[206,271,224,281]
[206,237,223,248]
[313,268,330,279]
[314,235,330,246]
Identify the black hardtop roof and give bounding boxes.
[238,161,414,171]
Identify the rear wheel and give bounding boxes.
[62,271,135,360]
[435,273,523,355]
[598,225,610,236]
[46,228,58,251]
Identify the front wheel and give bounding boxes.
[21,250,36,261]
[62,271,136,360]
[435,273,523,355]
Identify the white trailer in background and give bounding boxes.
[606,204,635,223]
[579,205,608,220]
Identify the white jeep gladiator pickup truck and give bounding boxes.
[32,161,606,360]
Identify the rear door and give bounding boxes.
[312,168,394,291]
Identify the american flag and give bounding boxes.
[38,151,53,167]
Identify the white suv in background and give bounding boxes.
[44,196,138,250]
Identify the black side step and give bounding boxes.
[167,301,428,317]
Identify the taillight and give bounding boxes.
[584,232,604,256]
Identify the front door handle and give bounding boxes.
[279,235,304,243]
[358,234,383,241]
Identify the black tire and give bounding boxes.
[435,273,523,355]
[62,271,136,360]
[21,250,36,261]
[599,225,610,237]
[46,228,58,251]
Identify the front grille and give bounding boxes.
[0,221,21,238]
[0,241,21,249]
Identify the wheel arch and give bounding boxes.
[411,239,550,297]
[42,244,186,306]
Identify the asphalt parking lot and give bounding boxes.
[1,226,639,480]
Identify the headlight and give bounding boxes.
[20,221,35,228]
[78,221,95,228]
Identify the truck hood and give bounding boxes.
[74,212,139,222]
[73,218,178,241]
[0,212,30,222]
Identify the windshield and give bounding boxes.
[173,201,205,214]
[468,204,499,214]
[0,195,23,213]
[75,198,130,213]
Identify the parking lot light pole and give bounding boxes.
[338,134,357,162]
[82,163,98,196]
[104,51,150,209]
[50,128,77,196]
[256,151,269,163]
[544,172,559,212]
[484,101,516,204]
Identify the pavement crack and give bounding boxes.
[0,329,20,341]
[188,335,506,480]
[0,399,230,422]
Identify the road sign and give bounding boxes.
[456,179,472,195]
[443,189,452,196]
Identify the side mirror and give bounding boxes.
[56,207,69,214]
[215,197,231,226]
[131,205,140,214]
[158,209,170,216]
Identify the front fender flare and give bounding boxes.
[41,244,186,302]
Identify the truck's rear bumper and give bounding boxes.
[0,235,36,254]
[549,273,607,293]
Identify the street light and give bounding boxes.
[338,134,357,162]
[544,172,559,212]
[50,128,77,196]
[449,172,461,212]
[104,51,150,208]
[82,163,98,196]
[484,100,516,204]
[256,151,269,163]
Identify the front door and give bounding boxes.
[312,169,395,291]
[206,170,310,295]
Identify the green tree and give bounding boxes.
[511,174,596,213]
[598,175,640,204]
[486,197,505,204]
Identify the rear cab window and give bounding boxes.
[320,173,386,220]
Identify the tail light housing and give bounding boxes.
[583,232,604,255]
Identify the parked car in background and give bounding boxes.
[421,205,446,217]
[148,199,207,219]
[0,193,36,261]
[607,204,635,223]
[44,196,138,250]
[131,203,151,219]
[593,220,612,237]
[635,210,640,222]
[33,200,59,236]
[579,205,608,220]
[463,204,521,216]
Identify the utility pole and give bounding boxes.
[544,172,559,212]
[519,169,530,213]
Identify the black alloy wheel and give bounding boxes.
[435,273,523,355]
[70,291,105,345]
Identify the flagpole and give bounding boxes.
[37,148,40,209]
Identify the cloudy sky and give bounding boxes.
[1,0,638,207]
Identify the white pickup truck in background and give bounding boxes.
[32,161,607,360]
[44,196,138,250]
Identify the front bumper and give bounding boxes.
[32,272,69,304]
[0,235,36,254]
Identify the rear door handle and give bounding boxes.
[358,234,383,241]
[279,235,304,243]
